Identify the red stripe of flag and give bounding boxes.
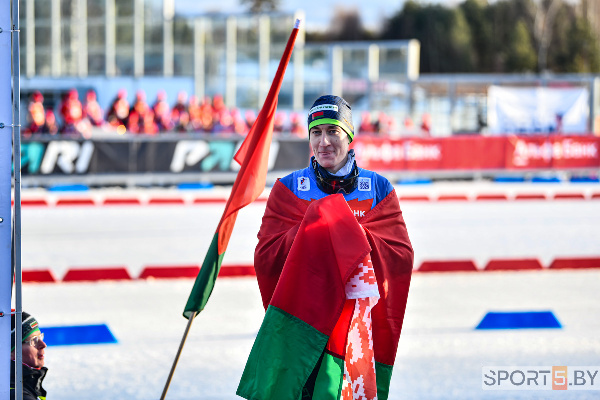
[183,20,301,319]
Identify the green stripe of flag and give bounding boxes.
[237,305,328,400]
[183,233,224,318]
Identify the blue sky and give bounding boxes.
[174,0,462,31]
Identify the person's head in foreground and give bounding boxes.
[11,311,46,368]
[307,95,359,194]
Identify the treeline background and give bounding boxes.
[303,0,600,74]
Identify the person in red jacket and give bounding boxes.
[83,89,104,127]
[238,95,413,400]
[25,91,46,135]
[107,89,130,128]
[152,90,172,132]
[59,89,84,134]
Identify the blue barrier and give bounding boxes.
[397,178,432,185]
[493,176,525,183]
[48,184,90,192]
[475,311,562,330]
[43,324,118,346]
[570,176,599,183]
[531,176,562,183]
[177,182,214,190]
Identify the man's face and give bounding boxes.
[18,332,47,368]
[309,124,350,174]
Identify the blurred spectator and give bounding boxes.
[211,94,228,124]
[213,109,235,134]
[359,111,376,135]
[126,110,141,134]
[59,89,85,135]
[199,96,215,132]
[25,91,45,135]
[131,90,151,121]
[273,112,286,134]
[41,110,59,135]
[171,91,190,132]
[231,108,249,136]
[83,89,104,127]
[188,95,202,131]
[141,110,159,135]
[107,89,130,127]
[152,90,172,131]
[244,110,257,133]
[289,112,307,138]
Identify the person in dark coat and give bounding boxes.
[10,311,48,400]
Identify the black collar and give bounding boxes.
[311,157,359,194]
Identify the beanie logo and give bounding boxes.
[30,321,38,329]
[309,104,338,115]
[312,111,324,120]
[297,176,310,191]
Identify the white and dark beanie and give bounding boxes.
[11,311,41,351]
[307,95,355,143]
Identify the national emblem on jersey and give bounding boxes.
[357,177,371,191]
[297,176,310,191]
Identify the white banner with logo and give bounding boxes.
[488,86,589,134]
[0,0,13,397]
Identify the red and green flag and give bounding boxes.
[183,20,301,319]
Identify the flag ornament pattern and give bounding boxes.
[342,255,379,400]
[182,20,301,319]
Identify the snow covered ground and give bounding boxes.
[20,271,600,400]
[12,181,600,399]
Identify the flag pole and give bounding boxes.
[160,311,197,400]
[159,18,301,399]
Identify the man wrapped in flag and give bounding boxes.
[237,95,414,399]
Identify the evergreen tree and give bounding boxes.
[506,20,537,72]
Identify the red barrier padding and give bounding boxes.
[217,265,256,277]
[437,195,469,201]
[63,267,132,281]
[56,198,96,206]
[148,198,185,205]
[592,193,600,199]
[21,199,49,206]
[193,198,227,204]
[418,260,478,272]
[22,269,57,283]
[514,193,547,200]
[553,193,586,200]
[398,195,430,201]
[549,257,600,269]
[485,258,543,271]
[103,198,142,205]
[139,265,200,279]
[475,194,508,201]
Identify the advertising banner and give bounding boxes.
[20,137,311,176]
[506,135,600,169]
[488,86,589,135]
[16,135,600,178]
